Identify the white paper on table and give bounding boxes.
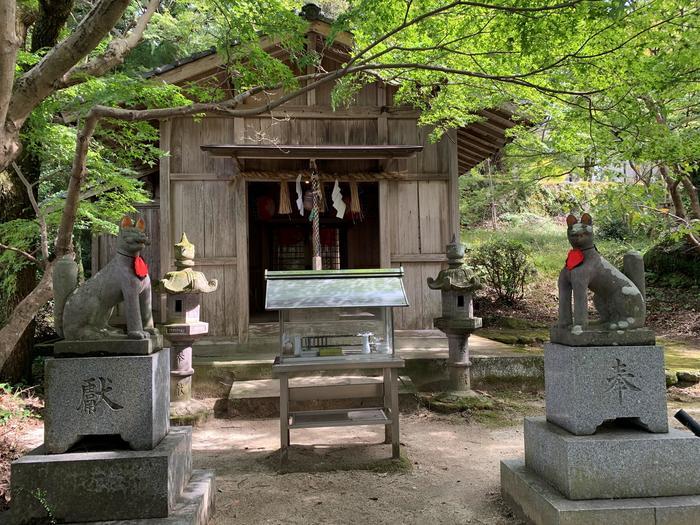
[331,179,346,219]
[295,174,303,216]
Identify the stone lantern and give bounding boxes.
[156,233,218,422]
[427,235,482,392]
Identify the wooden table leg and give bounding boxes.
[279,374,289,461]
[383,367,392,444]
[390,368,400,458]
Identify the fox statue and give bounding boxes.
[54,216,159,340]
[557,213,646,334]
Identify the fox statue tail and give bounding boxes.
[53,254,79,338]
[623,250,646,301]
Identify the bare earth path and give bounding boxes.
[192,412,525,525]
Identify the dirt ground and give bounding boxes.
[193,410,527,525]
[4,393,700,524]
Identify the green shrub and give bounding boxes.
[471,239,536,304]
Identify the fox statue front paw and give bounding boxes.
[144,326,160,336]
[127,330,149,340]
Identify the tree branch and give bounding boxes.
[0,243,41,266]
[12,161,49,261]
[58,0,161,88]
[346,0,585,70]
[7,0,132,126]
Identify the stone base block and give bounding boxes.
[524,417,700,499]
[501,459,700,525]
[44,348,170,453]
[9,427,192,523]
[54,333,163,356]
[544,343,667,435]
[549,326,655,347]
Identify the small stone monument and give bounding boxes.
[4,217,214,525]
[501,214,700,524]
[427,236,482,392]
[156,233,218,424]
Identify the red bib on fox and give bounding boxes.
[565,249,585,270]
[134,256,149,279]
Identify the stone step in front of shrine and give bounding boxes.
[193,349,545,398]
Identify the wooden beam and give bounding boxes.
[390,253,448,263]
[458,129,505,149]
[237,171,448,182]
[470,119,509,137]
[458,140,499,157]
[170,172,235,181]
[194,257,237,266]
[457,149,485,164]
[201,144,423,159]
[478,109,517,128]
[465,122,505,141]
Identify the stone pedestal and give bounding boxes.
[524,417,700,500]
[44,348,170,453]
[163,322,208,403]
[10,428,192,522]
[501,344,700,525]
[545,343,668,435]
[435,317,482,392]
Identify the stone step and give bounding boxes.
[194,352,545,398]
[227,375,419,417]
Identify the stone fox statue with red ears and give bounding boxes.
[54,216,159,340]
[557,213,646,335]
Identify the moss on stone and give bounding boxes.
[418,391,544,428]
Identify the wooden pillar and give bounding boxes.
[158,119,172,324]
[447,128,460,240]
[234,117,249,342]
[377,83,391,268]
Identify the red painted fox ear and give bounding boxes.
[581,213,593,225]
[135,218,146,231]
[566,214,578,226]
[120,216,133,228]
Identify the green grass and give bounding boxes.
[462,217,655,279]
[661,339,700,372]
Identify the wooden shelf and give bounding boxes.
[289,407,390,429]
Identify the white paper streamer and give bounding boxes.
[331,179,346,219]
[295,174,303,216]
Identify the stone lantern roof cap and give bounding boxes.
[427,235,482,293]
[155,233,219,295]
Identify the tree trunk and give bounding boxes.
[680,175,700,220]
[31,0,75,53]
[0,266,37,382]
[659,164,686,219]
[0,263,53,379]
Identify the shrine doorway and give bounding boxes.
[247,180,380,323]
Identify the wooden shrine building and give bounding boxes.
[93,5,516,343]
